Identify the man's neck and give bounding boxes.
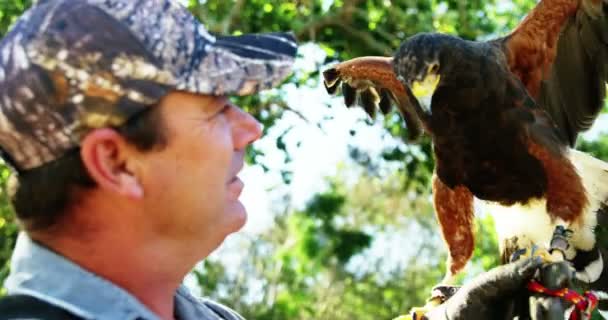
[32,223,192,320]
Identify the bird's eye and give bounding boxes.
[429,63,439,74]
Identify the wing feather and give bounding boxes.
[378,88,393,115]
[322,56,424,141]
[342,82,356,107]
[538,2,608,146]
[360,88,380,119]
[498,0,608,146]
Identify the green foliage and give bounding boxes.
[200,175,446,319]
[0,166,16,296]
[472,214,500,271]
[0,0,31,36]
[0,1,28,296]
[577,134,608,161]
[290,191,372,265]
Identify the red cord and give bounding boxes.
[527,281,598,320]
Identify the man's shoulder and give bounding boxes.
[176,286,245,320]
[0,294,83,320]
[202,299,245,320]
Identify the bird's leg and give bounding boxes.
[402,176,475,319]
[510,244,554,263]
[507,229,577,320]
[527,143,588,227]
[405,286,461,320]
[508,226,573,264]
[432,175,475,283]
[517,143,587,264]
[549,225,573,261]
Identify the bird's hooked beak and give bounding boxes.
[411,73,440,114]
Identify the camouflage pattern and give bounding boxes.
[0,0,297,170]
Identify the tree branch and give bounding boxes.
[273,100,326,134]
[294,0,393,56]
[295,11,342,41]
[333,21,394,55]
[220,0,245,34]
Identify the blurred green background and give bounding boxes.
[0,0,607,319]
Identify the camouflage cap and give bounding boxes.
[0,0,297,170]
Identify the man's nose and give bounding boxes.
[230,106,263,149]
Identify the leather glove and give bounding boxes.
[424,256,543,320]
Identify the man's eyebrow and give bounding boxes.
[201,98,229,114]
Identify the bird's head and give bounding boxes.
[393,33,462,116]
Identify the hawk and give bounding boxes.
[323,0,608,304]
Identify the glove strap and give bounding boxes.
[527,280,599,320]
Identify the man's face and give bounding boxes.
[137,91,262,253]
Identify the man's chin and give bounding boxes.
[224,201,248,233]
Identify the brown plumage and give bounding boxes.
[323,57,425,141]
[323,0,608,290]
[503,0,607,146]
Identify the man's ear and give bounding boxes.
[80,128,143,199]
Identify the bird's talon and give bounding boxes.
[511,247,532,262]
[430,285,460,303]
[549,226,573,261]
[548,248,566,261]
[396,286,458,320]
[410,308,426,320]
[511,245,560,264]
[391,307,428,320]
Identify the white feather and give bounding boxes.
[485,149,608,259]
[575,252,603,283]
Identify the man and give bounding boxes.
[0,0,545,319]
[0,0,295,319]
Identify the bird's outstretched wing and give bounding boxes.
[322,56,424,141]
[498,0,608,146]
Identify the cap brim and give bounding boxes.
[177,32,297,96]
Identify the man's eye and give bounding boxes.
[215,104,230,116]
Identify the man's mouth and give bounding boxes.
[227,176,244,199]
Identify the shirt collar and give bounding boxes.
[4,232,162,320]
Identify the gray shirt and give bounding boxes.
[4,233,244,320]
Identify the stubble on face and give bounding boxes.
[135,92,252,254]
